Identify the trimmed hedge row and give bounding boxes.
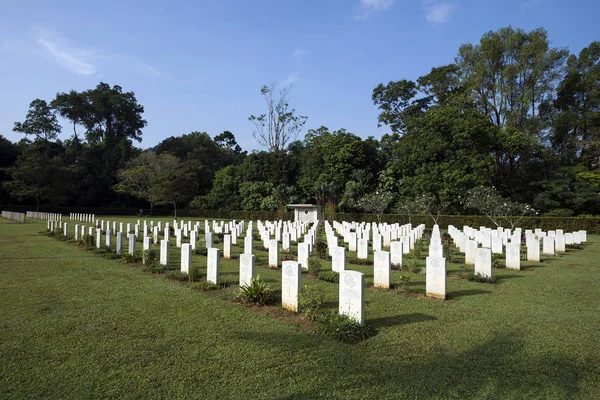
[3,205,600,233]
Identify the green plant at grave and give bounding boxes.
[414,240,424,260]
[397,275,410,290]
[467,272,499,284]
[194,247,208,256]
[312,312,377,344]
[188,265,201,283]
[315,241,328,259]
[213,236,221,244]
[191,281,220,291]
[407,259,421,273]
[78,234,94,248]
[165,270,189,281]
[348,257,371,266]
[121,251,142,263]
[299,285,324,319]
[317,271,340,283]
[142,249,159,269]
[239,275,272,306]
[491,253,504,269]
[307,257,321,277]
[391,263,402,271]
[444,244,456,263]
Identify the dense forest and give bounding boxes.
[1,27,599,218]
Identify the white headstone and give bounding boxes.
[181,243,192,273]
[224,234,232,259]
[339,270,364,325]
[465,240,477,265]
[505,242,520,270]
[281,261,301,312]
[527,238,540,262]
[357,239,368,259]
[374,251,391,289]
[491,236,503,254]
[390,241,403,267]
[426,256,446,299]
[239,253,255,287]
[207,248,220,284]
[160,240,169,266]
[332,246,346,273]
[542,236,555,255]
[127,234,135,255]
[298,242,309,270]
[555,234,566,252]
[115,232,123,255]
[205,232,213,249]
[475,247,492,278]
[269,240,279,268]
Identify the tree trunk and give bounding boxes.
[36,197,40,212]
[150,203,153,216]
[173,202,177,220]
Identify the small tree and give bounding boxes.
[248,83,308,152]
[357,191,394,223]
[462,186,533,229]
[415,193,447,225]
[394,196,421,224]
[13,99,61,156]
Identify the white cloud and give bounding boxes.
[521,0,541,8]
[292,48,312,62]
[37,33,97,76]
[281,73,299,86]
[354,0,394,20]
[424,2,456,24]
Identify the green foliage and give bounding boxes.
[239,275,272,306]
[165,270,189,281]
[194,247,208,256]
[315,241,328,259]
[444,244,456,264]
[188,265,201,283]
[397,275,410,290]
[312,312,377,344]
[491,253,504,269]
[468,273,499,284]
[316,271,339,283]
[307,257,321,276]
[191,281,220,291]
[121,252,142,263]
[298,285,324,319]
[142,249,160,270]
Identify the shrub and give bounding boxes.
[283,253,294,261]
[348,258,371,266]
[397,275,410,290]
[317,271,339,283]
[391,263,402,271]
[122,252,142,263]
[444,244,456,264]
[414,241,424,260]
[407,259,421,273]
[315,241,328,259]
[191,281,220,291]
[312,312,377,344]
[195,247,208,256]
[188,265,201,282]
[166,270,189,281]
[143,249,159,265]
[467,272,499,284]
[307,257,321,277]
[239,275,272,306]
[299,285,324,319]
[491,253,504,269]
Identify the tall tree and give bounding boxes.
[249,83,307,151]
[13,99,61,155]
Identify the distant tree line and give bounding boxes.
[1,27,599,218]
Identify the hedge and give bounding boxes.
[2,205,600,233]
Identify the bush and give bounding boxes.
[467,272,499,284]
[188,265,201,282]
[317,271,339,283]
[299,285,324,319]
[414,241,424,260]
[143,249,159,266]
[122,252,142,263]
[312,312,377,344]
[166,270,189,281]
[194,247,208,256]
[348,258,371,266]
[444,244,456,263]
[491,253,503,269]
[397,275,410,290]
[307,257,321,277]
[191,281,220,291]
[239,275,272,306]
[406,259,421,273]
[315,241,328,259]
[391,263,402,271]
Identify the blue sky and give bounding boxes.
[0,0,598,151]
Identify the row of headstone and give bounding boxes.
[1,211,25,223]
[27,211,61,221]
[69,213,95,223]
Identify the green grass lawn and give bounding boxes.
[1,217,599,399]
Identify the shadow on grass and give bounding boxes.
[447,289,492,299]
[368,312,436,329]
[236,330,588,399]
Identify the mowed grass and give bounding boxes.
[1,217,599,399]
